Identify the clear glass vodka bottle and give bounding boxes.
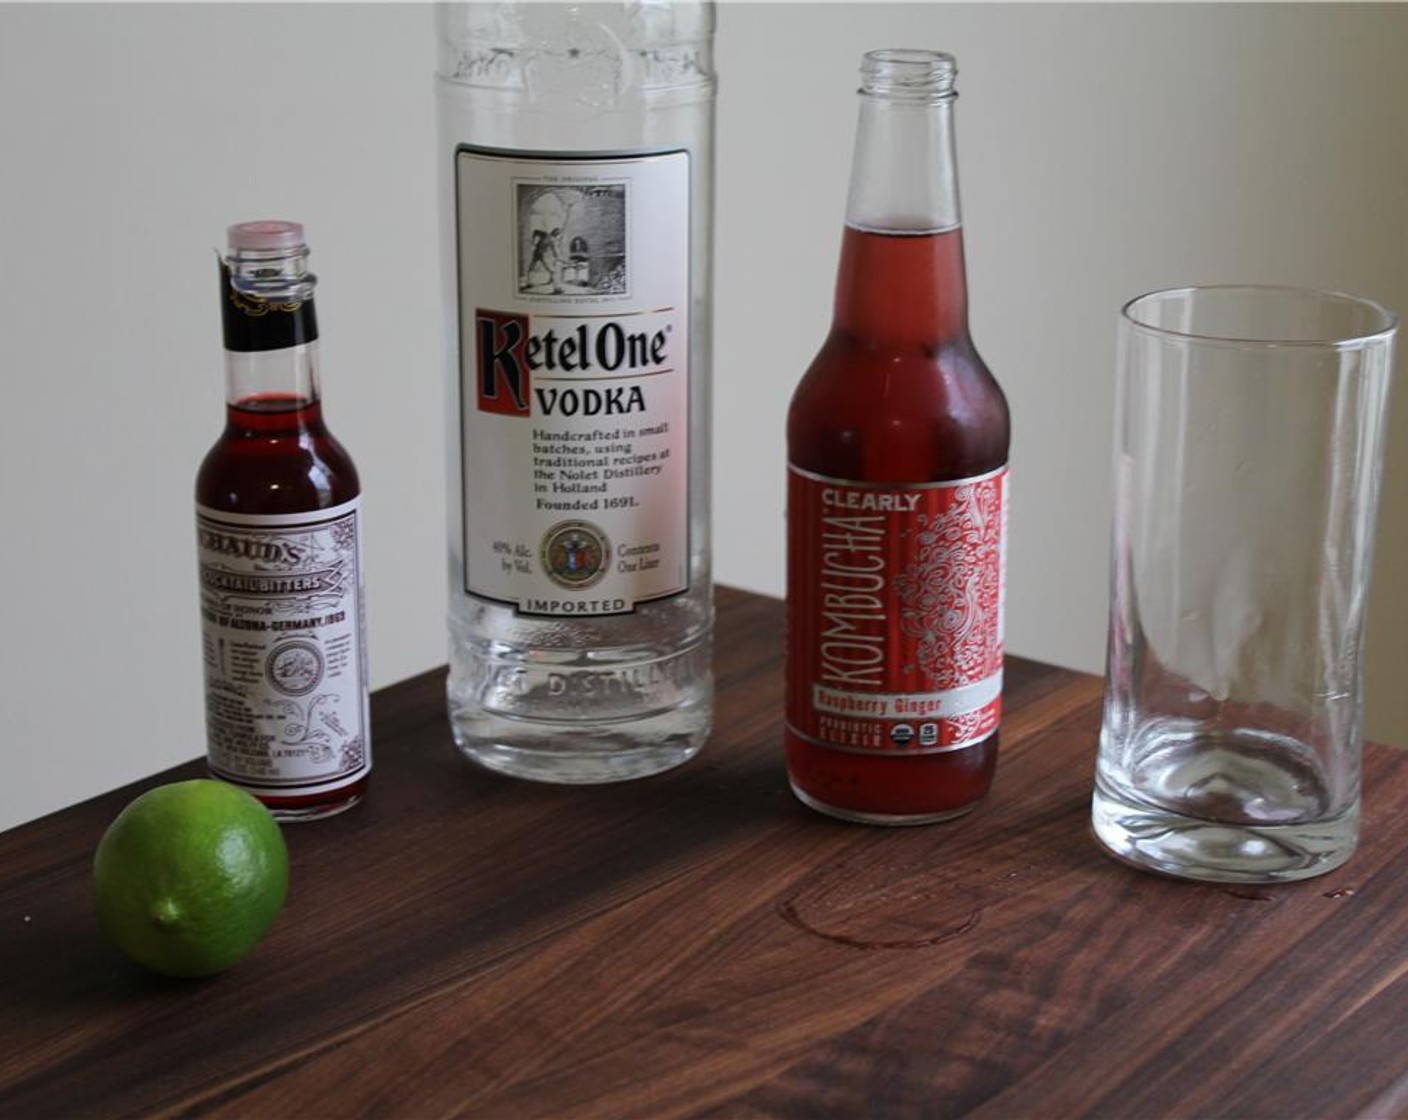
[437,2,715,783]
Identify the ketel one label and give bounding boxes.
[786,467,1008,755]
[454,147,691,617]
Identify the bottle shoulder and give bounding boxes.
[195,424,360,514]
[787,330,1009,482]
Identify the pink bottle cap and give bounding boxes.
[227,220,306,252]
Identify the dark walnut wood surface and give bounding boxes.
[2,586,1405,1119]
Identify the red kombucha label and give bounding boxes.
[787,466,1007,755]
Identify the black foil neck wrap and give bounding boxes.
[219,261,319,353]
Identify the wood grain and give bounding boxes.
[0,586,1404,1119]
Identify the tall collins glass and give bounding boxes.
[437,3,716,783]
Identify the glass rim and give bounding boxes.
[860,48,958,102]
[1121,284,1399,351]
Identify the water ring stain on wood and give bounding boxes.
[775,896,983,951]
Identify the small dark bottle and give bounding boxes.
[196,221,371,821]
[785,51,1011,824]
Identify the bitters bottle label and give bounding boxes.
[197,498,370,794]
[454,147,690,617]
[787,466,1008,754]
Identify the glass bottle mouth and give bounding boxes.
[860,48,957,102]
[224,220,315,304]
[228,220,306,255]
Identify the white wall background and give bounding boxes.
[1,3,1404,831]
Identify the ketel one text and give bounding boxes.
[476,309,670,418]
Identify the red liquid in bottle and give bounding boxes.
[197,393,369,818]
[785,226,1010,822]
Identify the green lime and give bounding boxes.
[92,779,289,978]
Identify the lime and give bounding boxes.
[92,779,289,978]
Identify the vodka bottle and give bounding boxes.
[437,3,716,783]
[785,51,1010,824]
[197,221,372,820]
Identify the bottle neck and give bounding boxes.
[835,52,969,341]
[219,251,322,415]
[844,91,961,235]
[223,341,322,413]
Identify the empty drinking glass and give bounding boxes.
[1091,285,1397,883]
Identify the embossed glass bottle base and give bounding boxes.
[1091,730,1358,883]
[458,723,707,785]
[448,633,712,785]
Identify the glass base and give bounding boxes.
[209,770,367,824]
[790,781,983,826]
[1091,771,1357,884]
[268,791,364,823]
[453,699,710,785]
[459,737,703,784]
[447,629,713,786]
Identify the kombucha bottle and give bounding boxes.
[196,221,371,821]
[785,51,1010,824]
